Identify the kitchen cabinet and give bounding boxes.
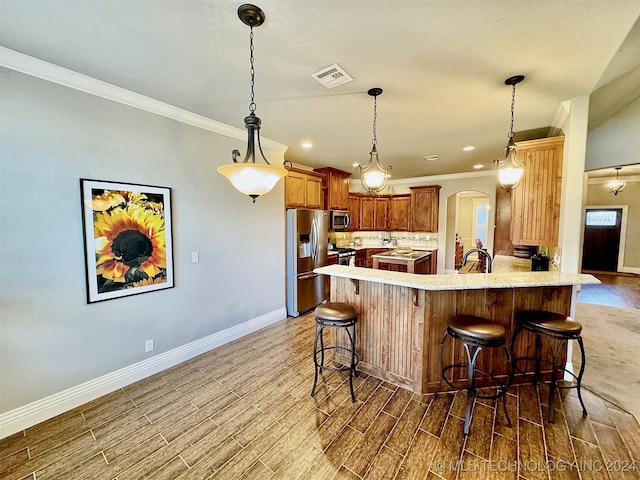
[511,137,563,246]
[410,186,440,232]
[359,196,389,231]
[347,193,361,231]
[313,167,351,211]
[388,194,411,231]
[365,248,388,268]
[355,249,366,267]
[285,168,324,209]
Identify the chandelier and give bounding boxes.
[496,75,525,192]
[354,88,391,194]
[608,167,626,195]
[217,4,288,203]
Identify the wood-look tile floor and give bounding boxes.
[578,272,640,309]
[2,313,639,480]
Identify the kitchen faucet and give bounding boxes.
[460,248,493,273]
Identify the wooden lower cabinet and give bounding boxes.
[330,276,572,394]
[355,249,366,268]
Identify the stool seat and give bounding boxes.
[311,302,358,402]
[448,315,506,344]
[516,310,582,337]
[315,302,358,324]
[511,310,587,423]
[437,314,511,435]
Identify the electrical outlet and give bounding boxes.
[191,252,199,263]
[145,339,153,353]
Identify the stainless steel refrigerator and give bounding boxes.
[286,209,330,317]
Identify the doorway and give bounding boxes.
[582,208,624,272]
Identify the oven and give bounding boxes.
[336,248,356,266]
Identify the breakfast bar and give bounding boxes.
[314,257,599,394]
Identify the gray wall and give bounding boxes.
[0,69,286,413]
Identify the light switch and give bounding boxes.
[191,252,199,263]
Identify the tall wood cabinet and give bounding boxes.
[510,137,564,246]
[347,193,361,231]
[284,168,324,209]
[313,167,351,211]
[388,195,411,231]
[410,186,440,232]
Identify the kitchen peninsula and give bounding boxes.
[314,257,599,394]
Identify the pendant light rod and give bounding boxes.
[496,74,525,192]
[217,4,288,203]
[355,87,391,195]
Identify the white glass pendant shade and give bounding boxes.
[217,163,288,198]
[362,169,387,190]
[608,167,626,195]
[497,143,524,191]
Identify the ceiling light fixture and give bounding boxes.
[608,167,626,195]
[495,75,525,192]
[217,4,288,203]
[463,145,476,152]
[355,88,391,194]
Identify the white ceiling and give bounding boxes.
[1,1,639,179]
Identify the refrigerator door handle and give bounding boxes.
[310,217,318,263]
[298,272,319,280]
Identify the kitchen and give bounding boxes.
[2,2,639,478]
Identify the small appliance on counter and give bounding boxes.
[531,254,550,271]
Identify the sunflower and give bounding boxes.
[93,204,166,286]
[91,190,148,212]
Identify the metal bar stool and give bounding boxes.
[437,314,512,435]
[311,302,359,402]
[510,310,587,423]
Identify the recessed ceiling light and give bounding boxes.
[422,155,439,162]
[463,145,476,151]
[301,142,313,149]
[473,164,484,169]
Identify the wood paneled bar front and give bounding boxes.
[314,260,599,394]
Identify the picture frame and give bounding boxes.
[80,179,174,303]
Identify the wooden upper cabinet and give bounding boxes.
[313,167,351,211]
[410,186,441,232]
[388,195,411,231]
[360,196,376,230]
[284,168,324,209]
[374,197,389,231]
[347,193,361,231]
[511,137,564,246]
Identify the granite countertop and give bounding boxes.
[314,255,599,290]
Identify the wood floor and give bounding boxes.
[2,309,639,480]
[577,272,640,309]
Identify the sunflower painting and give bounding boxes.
[80,179,174,303]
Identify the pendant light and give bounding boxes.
[217,4,288,203]
[608,167,626,195]
[355,88,391,194]
[496,75,525,192]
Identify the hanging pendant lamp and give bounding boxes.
[496,75,525,192]
[608,167,626,195]
[217,4,288,203]
[354,88,391,194]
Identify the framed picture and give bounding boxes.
[80,179,174,303]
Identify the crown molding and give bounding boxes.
[0,47,288,154]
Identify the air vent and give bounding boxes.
[311,63,353,89]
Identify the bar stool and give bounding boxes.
[510,310,587,423]
[437,314,512,435]
[311,302,359,402]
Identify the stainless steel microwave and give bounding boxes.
[330,210,351,230]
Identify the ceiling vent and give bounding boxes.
[311,63,353,89]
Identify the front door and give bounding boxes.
[582,208,622,272]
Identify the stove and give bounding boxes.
[335,248,356,266]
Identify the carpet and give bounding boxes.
[573,302,640,421]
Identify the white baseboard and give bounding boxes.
[621,266,640,274]
[0,308,287,439]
